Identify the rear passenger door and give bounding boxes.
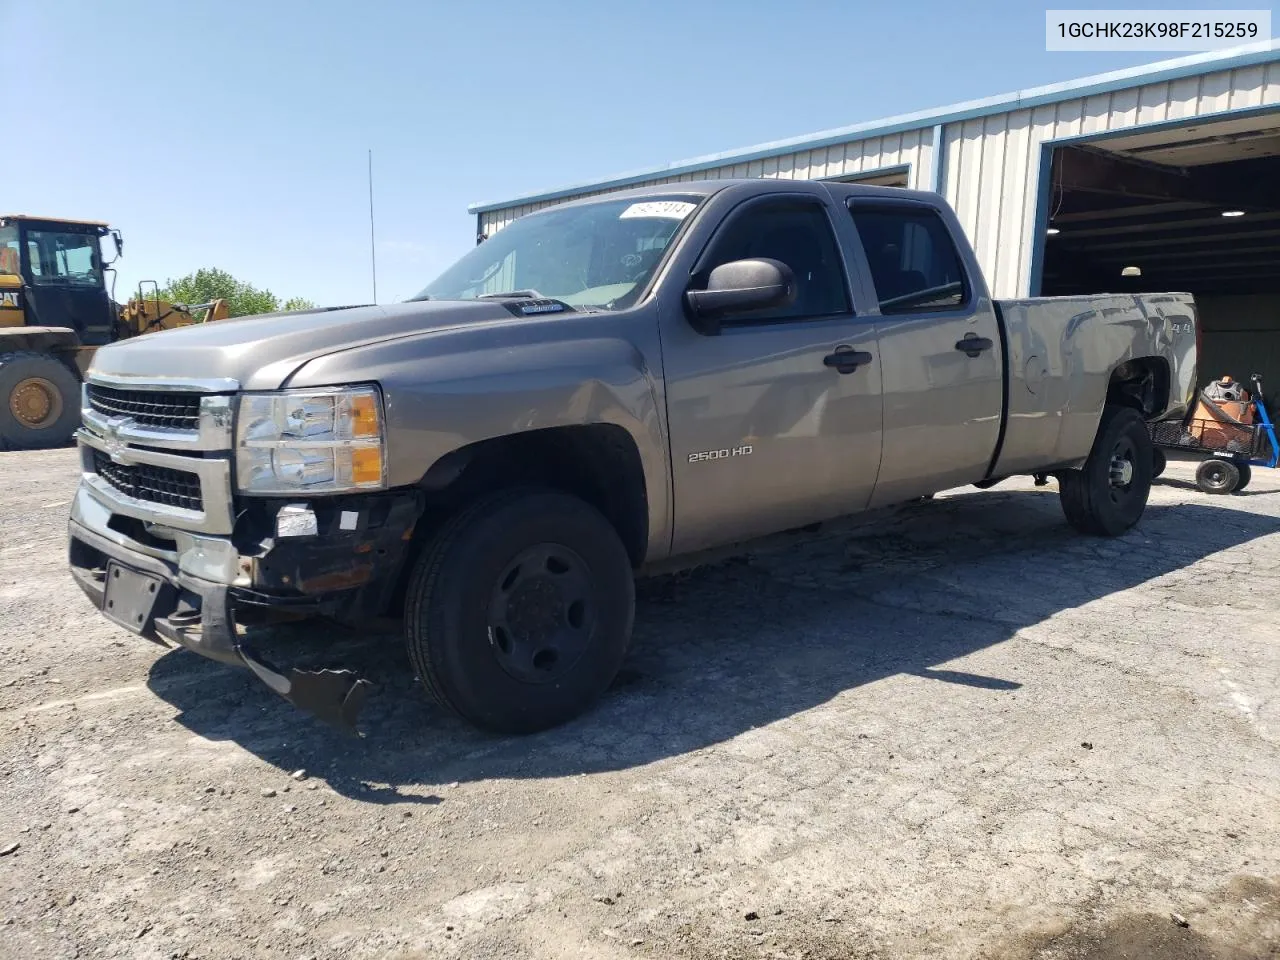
[846,199,1003,505]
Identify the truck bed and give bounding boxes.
[990,292,1198,478]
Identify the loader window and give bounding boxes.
[26,230,101,286]
[0,226,18,276]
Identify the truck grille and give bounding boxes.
[92,451,203,512]
[86,384,203,430]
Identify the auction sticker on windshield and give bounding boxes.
[619,201,697,220]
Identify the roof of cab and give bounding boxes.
[1,214,110,228]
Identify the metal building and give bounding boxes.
[470,42,1280,393]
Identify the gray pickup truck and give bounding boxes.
[67,180,1197,732]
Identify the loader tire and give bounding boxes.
[404,488,635,734]
[0,352,81,451]
[1059,405,1153,537]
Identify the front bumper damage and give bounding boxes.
[68,483,421,732]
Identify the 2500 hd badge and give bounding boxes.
[688,445,753,463]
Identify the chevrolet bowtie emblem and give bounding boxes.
[103,417,131,462]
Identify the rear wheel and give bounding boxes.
[0,352,81,451]
[1059,406,1153,536]
[404,489,635,734]
[1151,448,1166,478]
[1195,459,1240,495]
[1235,462,1252,492]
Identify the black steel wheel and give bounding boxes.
[404,489,634,734]
[1195,459,1240,495]
[1059,406,1153,536]
[487,543,597,685]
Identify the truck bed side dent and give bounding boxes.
[990,292,1197,477]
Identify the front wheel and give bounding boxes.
[403,489,635,734]
[1059,406,1153,536]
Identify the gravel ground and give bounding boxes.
[1,447,1278,960]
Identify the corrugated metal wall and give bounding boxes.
[477,128,936,237]
[943,62,1280,297]
[477,61,1280,299]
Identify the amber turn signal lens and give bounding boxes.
[350,393,380,438]
[351,446,383,485]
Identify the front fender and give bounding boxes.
[284,313,672,561]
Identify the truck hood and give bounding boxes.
[87,300,523,391]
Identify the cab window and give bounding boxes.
[692,198,850,323]
[25,230,101,285]
[0,226,18,276]
[849,206,968,313]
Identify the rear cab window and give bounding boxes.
[848,205,968,313]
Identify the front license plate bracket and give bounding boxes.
[103,562,163,634]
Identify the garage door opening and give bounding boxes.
[1036,112,1280,405]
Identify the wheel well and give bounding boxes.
[416,424,650,567]
[1106,358,1170,417]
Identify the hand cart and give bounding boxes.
[1148,374,1278,495]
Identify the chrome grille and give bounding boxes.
[92,451,203,512]
[86,384,202,430]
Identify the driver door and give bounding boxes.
[660,194,884,555]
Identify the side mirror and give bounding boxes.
[104,229,123,265]
[684,258,795,335]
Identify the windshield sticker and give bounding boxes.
[619,201,696,220]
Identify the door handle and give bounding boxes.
[823,348,874,374]
[955,335,993,358]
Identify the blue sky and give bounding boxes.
[8,0,1194,306]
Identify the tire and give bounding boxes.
[1151,448,1166,478]
[1235,462,1252,492]
[1058,405,1153,536]
[404,488,635,734]
[1195,459,1239,495]
[0,351,82,451]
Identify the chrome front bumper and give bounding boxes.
[68,481,245,663]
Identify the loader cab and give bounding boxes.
[0,215,120,345]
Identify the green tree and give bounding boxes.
[158,268,315,317]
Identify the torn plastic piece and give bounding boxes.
[240,648,374,734]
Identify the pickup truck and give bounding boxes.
[67,180,1197,733]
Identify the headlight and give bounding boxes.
[235,386,386,494]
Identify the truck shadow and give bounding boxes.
[146,489,1279,803]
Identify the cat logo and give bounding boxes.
[0,291,20,309]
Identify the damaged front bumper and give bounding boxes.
[67,482,419,732]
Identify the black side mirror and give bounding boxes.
[104,229,123,265]
[684,258,795,335]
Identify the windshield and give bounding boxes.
[418,195,701,310]
[26,229,103,286]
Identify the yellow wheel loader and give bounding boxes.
[0,215,227,450]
